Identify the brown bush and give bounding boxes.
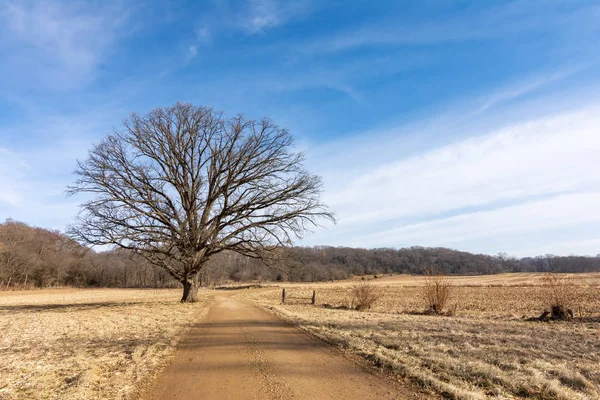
[422,266,452,314]
[540,273,583,320]
[349,280,381,310]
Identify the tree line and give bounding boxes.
[285,246,600,280]
[1,219,599,289]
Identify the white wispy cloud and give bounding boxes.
[242,0,282,33]
[188,0,313,54]
[0,148,29,207]
[0,0,130,89]
[360,193,600,253]
[0,142,85,229]
[299,0,600,54]
[196,26,211,44]
[475,67,583,114]
[303,104,600,256]
[522,237,600,258]
[186,45,198,61]
[239,0,312,34]
[0,107,116,229]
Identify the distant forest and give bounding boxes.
[1,219,599,289]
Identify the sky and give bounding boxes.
[1,0,600,257]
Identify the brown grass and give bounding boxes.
[242,273,600,400]
[0,288,210,400]
[330,272,600,288]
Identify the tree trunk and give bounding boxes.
[181,275,199,303]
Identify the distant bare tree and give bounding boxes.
[0,219,86,289]
[67,103,335,302]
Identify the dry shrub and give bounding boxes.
[349,280,381,310]
[422,266,452,314]
[540,273,583,320]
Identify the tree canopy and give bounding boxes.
[68,103,335,301]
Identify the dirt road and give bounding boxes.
[144,292,423,399]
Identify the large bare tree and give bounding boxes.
[68,103,334,302]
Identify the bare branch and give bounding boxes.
[68,102,336,301]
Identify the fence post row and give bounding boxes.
[281,288,317,305]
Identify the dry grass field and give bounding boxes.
[0,288,210,400]
[2,274,599,400]
[242,273,600,400]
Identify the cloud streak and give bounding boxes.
[299,1,600,54]
[304,104,600,256]
[0,0,129,89]
[187,0,314,53]
[475,67,583,114]
[0,142,84,229]
[361,193,600,253]
[240,0,312,34]
[0,148,29,207]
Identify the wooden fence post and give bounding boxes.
[311,290,316,305]
[282,288,286,304]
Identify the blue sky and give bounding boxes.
[1,0,600,256]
